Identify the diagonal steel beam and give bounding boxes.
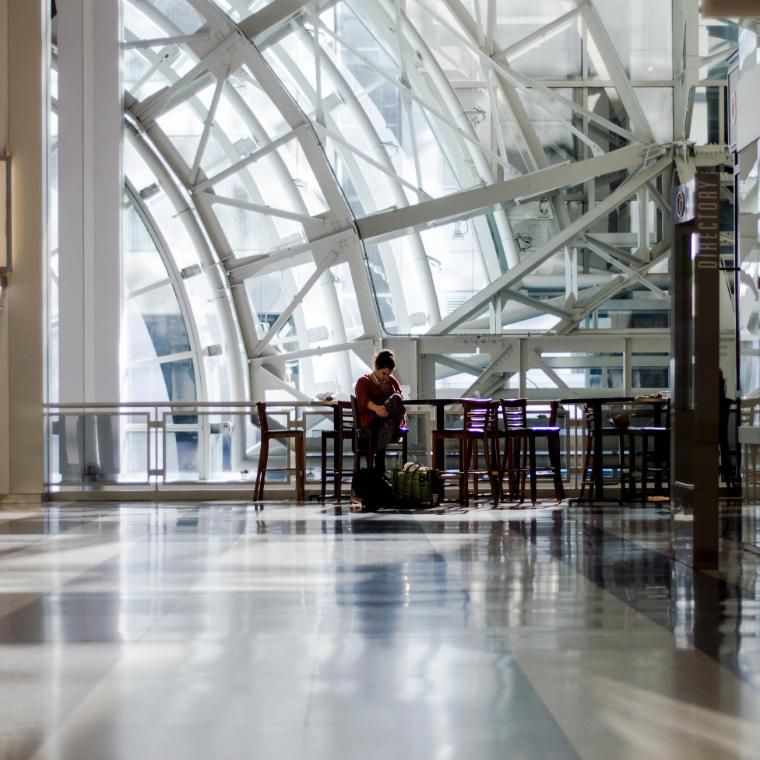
[413,0,642,145]
[555,243,671,334]
[577,0,654,142]
[356,143,660,241]
[463,345,513,397]
[583,235,670,301]
[250,251,339,356]
[531,350,570,390]
[189,66,228,186]
[493,4,586,63]
[239,0,310,39]
[206,193,326,227]
[428,154,673,334]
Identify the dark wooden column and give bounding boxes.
[671,173,721,569]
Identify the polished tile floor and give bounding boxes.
[1,501,760,760]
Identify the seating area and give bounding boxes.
[250,396,686,506]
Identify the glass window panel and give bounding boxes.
[146,194,200,269]
[593,0,673,80]
[586,88,633,152]
[365,213,500,335]
[203,354,232,403]
[164,430,200,478]
[245,259,316,344]
[160,358,197,402]
[325,136,398,214]
[122,48,164,101]
[143,0,206,35]
[275,141,328,217]
[634,88,673,144]
[156,94,210,168]
[123,204,168,293]
[263,32,321,115]
[231,66,291,141]
[364,240,414,334]
[124,363,171,402]
[506,24,582,79]
[514,87,577,163]
[330,262,364,341]
[208,1,270,23]
[126,283,191,362]
[123,1,166,41]
[210,138,327,217]
[211,202,306,258]
[124,429,150,481]
[183,275,223,348]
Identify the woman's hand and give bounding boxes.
[369,401,389,418]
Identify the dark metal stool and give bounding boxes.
[320,401,354,501]
[500,399,564,504]
[432,399,500,507]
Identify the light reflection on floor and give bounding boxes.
[0,501,759,760]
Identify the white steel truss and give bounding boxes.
[118,0,735,402]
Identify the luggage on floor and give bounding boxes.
[350,468,393,511]
[392,463,441,508]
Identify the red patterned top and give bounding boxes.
[355,373,402,428]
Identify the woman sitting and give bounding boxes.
[355,349,405,475]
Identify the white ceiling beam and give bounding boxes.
[493,4,585,63]
[193,127,303,194]
[583,235,670,301]
[250,251,339,357]
[555,242,671,333]
[121,32,210,49]
[356,143,662,241]
[205,194,326,228]
[248,339,375,366]
[531,350,570,390]
[429,154,672,334]
[239,0,310,40]
[189,66,228,186]
[462,345,514,397]
[413,0,642,147]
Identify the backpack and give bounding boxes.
[350,468,393,511]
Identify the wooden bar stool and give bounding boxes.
[320,401,354,501]
[253,401,305,501]
[579,403,629,501]
[500,399,564,504]
[432,399,500,507]
[627,400,670,502]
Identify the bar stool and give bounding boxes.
[432,399,500,507]
[253,402,305,501]
[627,400,670,501]
[350,395,408,472]
[320,401,354,501]
[500,399,564,504]
[579,403,629,500]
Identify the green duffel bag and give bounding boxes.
[392,463,441,508]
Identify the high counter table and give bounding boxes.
[405,398,493,468]
[559,396,669,503]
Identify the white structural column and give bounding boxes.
[58,0,121,403]
[0,0,46,501]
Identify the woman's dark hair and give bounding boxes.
[374,349,395,371]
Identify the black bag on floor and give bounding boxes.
[351,468,393,511]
